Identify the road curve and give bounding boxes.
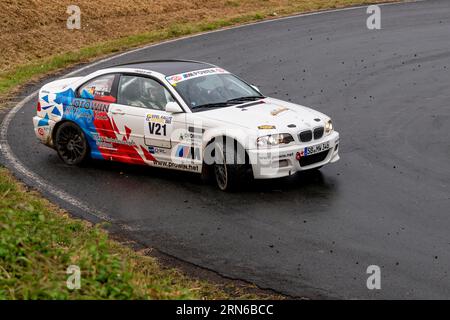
[2,0,450,299]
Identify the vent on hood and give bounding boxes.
[236,101,265,109]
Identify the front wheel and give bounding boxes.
[213,141,251,191]
[55,122,89,165]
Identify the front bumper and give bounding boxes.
[248,131,340,179]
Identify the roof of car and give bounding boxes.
[114,59,216,76]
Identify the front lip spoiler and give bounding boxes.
[247,131,340,179]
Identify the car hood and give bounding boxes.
[197,97,328,132]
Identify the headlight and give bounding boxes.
[325,119,333,135]
[257,133,294,148]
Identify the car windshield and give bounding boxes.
[166,69,263,111]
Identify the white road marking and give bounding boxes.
[0,93,115,223]
[0,0,425,223]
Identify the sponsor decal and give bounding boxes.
[179,132,203,146]
[166,68,228,85]
[146,114,172,124]
[92,133,136,147]
[152,160,200,172]
[146,114,173,137]
[176,145,201,160]
[94,113,109,121]
[168,75,183,84]
[270,106,289,116]
[65,105,108,121]
[279,152,294,159]
[96,141,115,150]
[37,127,47,136]
[258,125,276,130]
[188,126,205,133]
[72,98,110,112]
[148,146,167,154]
[180,132,202,140]
[135,69,152,75]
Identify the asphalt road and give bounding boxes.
[2,0,450,299]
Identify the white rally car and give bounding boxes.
[33,60,339,190]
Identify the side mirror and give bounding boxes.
[165,101,183,113]
[251,85,261,93]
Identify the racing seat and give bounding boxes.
[119,80,146,108]
[148,86,167,110]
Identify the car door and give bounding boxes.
[73,73,119,160]
[109,74,185,164]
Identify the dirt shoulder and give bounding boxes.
[0,0,391,71]
[0,0,394,99]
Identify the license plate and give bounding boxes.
[304,142,330,156]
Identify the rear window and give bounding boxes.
[77,74,116,102]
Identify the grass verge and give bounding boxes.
[0,167,277,299]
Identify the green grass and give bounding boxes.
[0,167,270,299]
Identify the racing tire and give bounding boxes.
[55,122,90,166]
[213,140,251,191]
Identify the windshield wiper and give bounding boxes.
[191,102,230,110]
[192,96,265,111]
[227,96,265,103]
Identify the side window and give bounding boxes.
[117,75,174,110]
[77,74,116,102]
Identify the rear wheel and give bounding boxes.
[55,122,89,165]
